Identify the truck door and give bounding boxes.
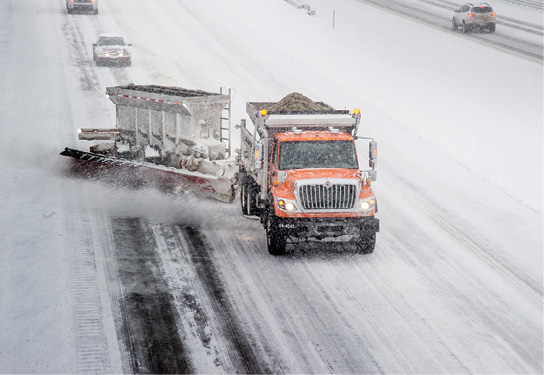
[270,138,278,184]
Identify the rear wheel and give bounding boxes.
[452,18,458,31]
[240,176,257,216]
[245,186,255,216]
[488,23,496,33]
[266,215,286,256]
[240,180,248,213]
[356,231,376,254]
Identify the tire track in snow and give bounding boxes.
[61,15,100,92]
[180,226,271,374]
[200,226,389,373]
[151,224,229,373]
[374,168,543,372]
[64,209,110,374]
[110,217,193,374]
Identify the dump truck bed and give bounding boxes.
[107,84,230,114]
[246,101,359,137]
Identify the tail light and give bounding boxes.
[468,13,473,17]
[492,12,496,16]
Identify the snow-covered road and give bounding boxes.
[0,0,542,373]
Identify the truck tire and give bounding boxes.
[240,176,257,216]
[266,215,286,256]
[356,231,376,254]
[240,182,249,214]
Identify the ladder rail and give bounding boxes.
[220,87,234,158]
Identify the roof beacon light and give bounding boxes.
[260,109,268,116]
[353,108,360,114]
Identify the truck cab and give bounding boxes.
[269,130,376,217]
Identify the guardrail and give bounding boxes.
[501,0,543,11]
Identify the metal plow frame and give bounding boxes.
[60,148,235,203]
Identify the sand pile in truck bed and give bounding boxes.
[268,92,333,111]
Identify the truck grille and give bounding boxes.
[299,183,357,210]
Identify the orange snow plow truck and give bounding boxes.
[237,93,379,255]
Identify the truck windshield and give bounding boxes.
[279,140,358,170]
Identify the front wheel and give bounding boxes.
[356,231,376,254]
[266,216,286,256]
[462,21,469,33]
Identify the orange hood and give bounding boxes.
[274,168,362,195]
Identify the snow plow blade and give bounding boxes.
[60,147,235,203]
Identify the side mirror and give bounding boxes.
[128,43,132,47]
[255,142,263,170]
[369,141,377,169]
[368,169,377,182]
[92,43,97,47]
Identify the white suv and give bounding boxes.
[452,3,496,33]
[66,0,98,15]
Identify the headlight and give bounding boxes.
[359,197,376,211]
[277,199,297,212]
